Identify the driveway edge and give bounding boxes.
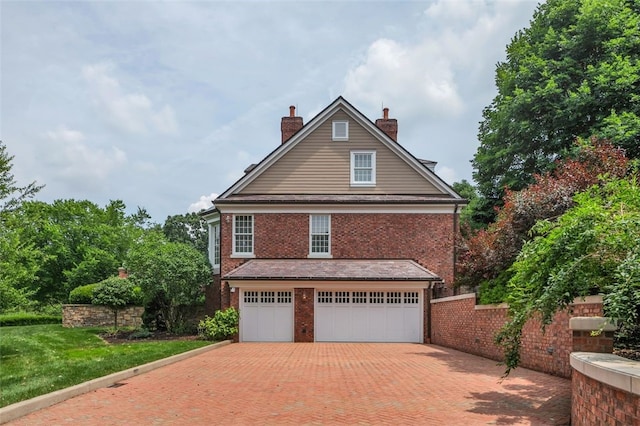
[0,340,231,424]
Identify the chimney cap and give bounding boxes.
[383,107,389,120]
[289,105,296,117]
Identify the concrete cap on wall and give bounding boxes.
[569,316,618,331]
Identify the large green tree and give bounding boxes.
[11,199,143,304]
[127,231,212,333]
[473,0,640,220]
[162,212,208,256]
[0,141,44,312]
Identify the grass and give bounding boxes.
[0,324,211,408]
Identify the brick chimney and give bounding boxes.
[375,107,398,141]
[281,105,303,143]
[118,267,128,279]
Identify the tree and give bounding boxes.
[162,212,209,256]
[457,139,629,302]
[127,231,212,333]
[92,277,137,330]
[11,199,143,303]
[496,176,640,375]
[0,141,45,312]
[473,0,640,221]
[0,141,43,216]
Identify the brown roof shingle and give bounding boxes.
[223,259,441,281]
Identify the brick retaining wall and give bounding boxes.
[571,353,639,425]
[430,294,604,378]
[63,304,144,328]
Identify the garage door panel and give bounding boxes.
[315,290,423,343]
[241,290,293,342]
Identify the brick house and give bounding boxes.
[202,97,465,343]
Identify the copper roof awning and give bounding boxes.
[223,259,441,281]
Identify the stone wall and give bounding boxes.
[430,294,604,378]
[63,304,144,328]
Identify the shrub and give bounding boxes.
[0,312,62,326]
[68,284,98,304]
[198,308,239,341]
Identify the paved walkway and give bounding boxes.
[8,343,570,425]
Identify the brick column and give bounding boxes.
[294,288,314,342]
[569,317,617,353]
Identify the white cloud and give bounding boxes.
[82,62,178,135]
[435,165,457,185]
[188,193,218,213]
[344,38,464,120]
[45,126,86,143]
[44,125,127,186]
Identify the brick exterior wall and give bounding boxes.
[218,212,456,312]
[430,294,605,378]
[62,304,144,328]
[572,369,639,425]
[294,288,314,342]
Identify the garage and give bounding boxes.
[240,290,293,341]
[315,290,422,342]
[226,259,440,343]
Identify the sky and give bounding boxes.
[1,0,541,223]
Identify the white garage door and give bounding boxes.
[240,290,293,342]
[315,290,422,343]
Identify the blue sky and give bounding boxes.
[1,0,540,222]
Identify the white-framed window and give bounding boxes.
[350,151,376,186]
[309,214,331,257]
[332,120,349,141]
[209,222,221,270]
[233,214,254,255]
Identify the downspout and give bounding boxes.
[426,281,434,344]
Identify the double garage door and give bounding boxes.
[240,289,422,343]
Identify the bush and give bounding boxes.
[68,284,98,304]
[198,308,239,341]
[0,312,62,326]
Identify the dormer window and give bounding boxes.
[332,120,349,141]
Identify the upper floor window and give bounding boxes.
[309,214,331,257]
[209,222,221,270]
[233,215,254,255]
[350,151,376,186]
[332,120,349,141]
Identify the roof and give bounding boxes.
[215,194,465,205]
[216,96,462,201]
[223,259,441,281]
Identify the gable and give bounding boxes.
[220,97,461,200]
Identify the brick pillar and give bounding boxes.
[294,288,314,342]
[569,317,617,353]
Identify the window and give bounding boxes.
[309,214,331,257]
[244,291,258,304]
[350,151,376,186]
[209,222,221,270]
[318,291,333,304]
[332,120,349,141]
[233,215,253,255]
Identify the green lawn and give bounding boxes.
[0,324,211,407]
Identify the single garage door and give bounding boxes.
[240,290,293,342]
[315,290,422,343]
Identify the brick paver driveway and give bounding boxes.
[8,343,570,425]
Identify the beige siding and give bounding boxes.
[241,111,443,195]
